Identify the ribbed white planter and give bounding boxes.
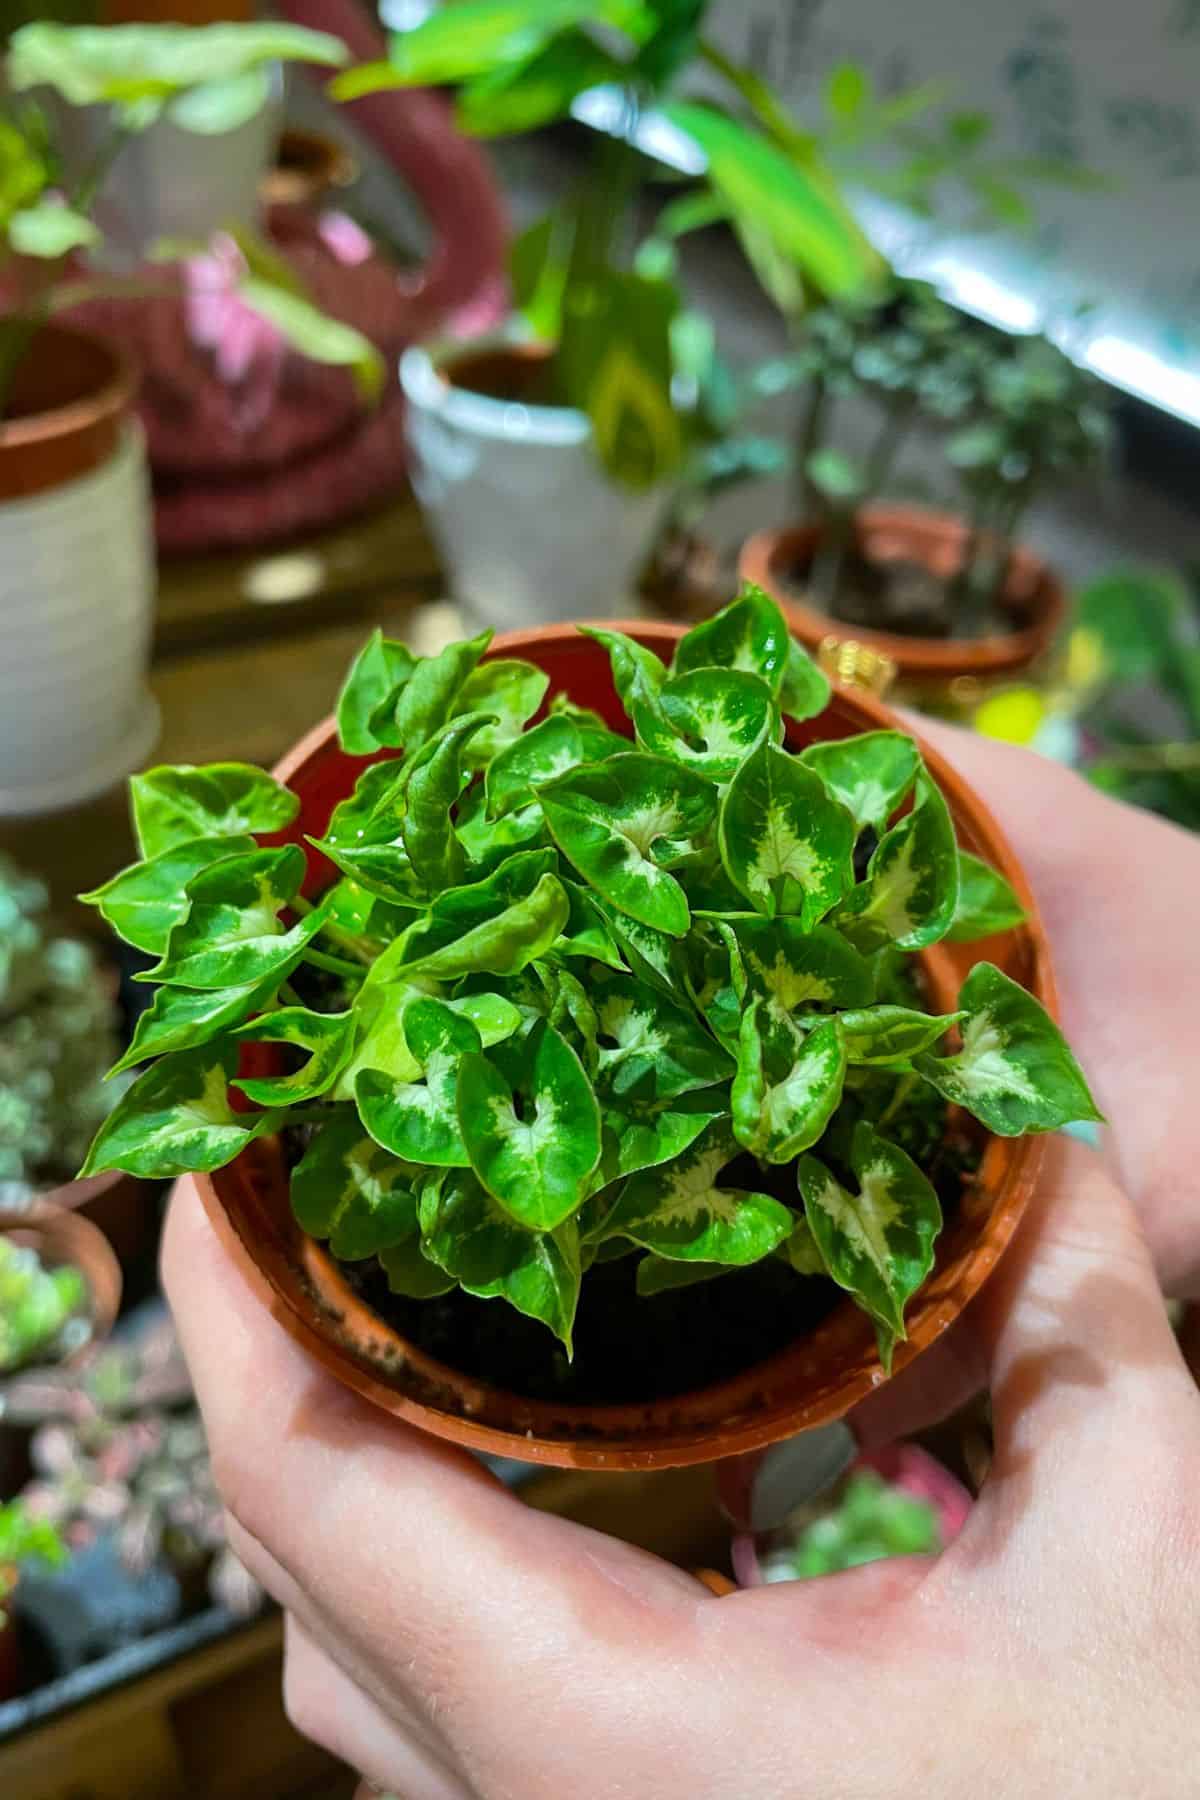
[400,342,672,630]
[0,428,158,816]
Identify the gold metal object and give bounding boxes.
[816,635,898,698]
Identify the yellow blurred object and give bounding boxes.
[1065,625,1108,691]
[971,686,1047,745]
[816,636,898,698]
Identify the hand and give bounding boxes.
[164,1139,1200,1798]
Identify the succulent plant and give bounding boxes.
[760,1469,942,1582]
[0,1498,67,1625]
[0,1235,88,1373]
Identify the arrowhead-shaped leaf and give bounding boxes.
[457,1020,601,1229]
[836,1005,965,1067]
[946,852,1027,942]
[798,1121,943,1371]
[144,846,324,990]
[355,997,481,1166]
[591,966,732,1102]
[233,1007,353,1104]
[729,916,874,1017]
[599,1119,793,1263]
[453,657,549,763]
[485,715,583,817]
[840,770,959,950]
[81,834,255,954]
[81,1044,264,1178]
[732,1004,846,1163]
[380,629,493,752]
[719,740,855,924]
[540,752,717,936]
[671,582,792,691]
[108,973,283,1076]
[130,763,298,859]
[578,626,667,722]
[800,731,920,834]
[593,1089,729,1190]
[389,857,569,983]
[634,668,779,782]
[914,961,1102,1135]
[290,1110,421,1259]
[399,713,491,896]
[336,629,416,754]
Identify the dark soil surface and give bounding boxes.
[787,549,1032,641]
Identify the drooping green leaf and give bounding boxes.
[946,852,1026,942]
[719,740,856,924]
[130,763,298,859]
[593,1088,728,1189]
[558,270,684,489]
[540,752,717,936]
[453,658,550,763]
[393,867,569,983]
[107,974,281,1077]
[634,668,779,782]
[591,966,732,1103]
[378,1231,456,1298]
[9,202,98,257]
[144,847,322,990]
[336,630,416,755]
[672,582,792,692]
[457,1020,601,1229]
[779,638,833,722]
[579,626,667,723]
[233,1008,353,1105]
[732,1004,845,1163]
[80,1044,264,1178]
[485,715,583,817]
[385,630,493,754]
[456,27,622,136]
[798,1121,943,1371]
[840,770,959,950]
[600,1119,793,1263]
[420,1167,581,1352]
[800,731,920,834]
[235,278,384,405]
[399,713,490,896]
[81,834,255,954]
[729,917,874,1017]
[355,997,481,1166]
[290,1110,421,1260]
[836,1005,964,1066]
[914,962,1102,1135]
[636,1255,728,1296]
[456,787,550,875]
[553,878,628,971]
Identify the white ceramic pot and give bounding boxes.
[0,427,158,816]
[400,341,673,630]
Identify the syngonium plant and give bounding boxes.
[79,587,1100,1367]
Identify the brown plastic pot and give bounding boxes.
[740,505,1068,704]
[0,325,136,504]
[0,1203,122,1369]
[198,622,1055,1471]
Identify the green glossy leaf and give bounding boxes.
[144,846,321,990]
[336,630,416,755]
[453,658,549,764]
[330,0,643,95]
[378,1232,456,1297]
[554,878,627,971]
[457,1020,601,1229]
[457,27,621,135]
[600,1119,792,1263]
[393,869,569,983]
[798,1121,943,1371]
[946,852,1026,942]
[671,582,791,692]
[384,630,493,754]
[313,837,422,910]
[635,1255,728,1296]
[592,1088,727,1190]
[485,715,582,817]
[8,21,347,108]
[333,980,423,1097]
[233,1007,353,1105]
[779,639,833,722]
[322,757,410,852]
[841,770,959,950]
[914,962,1102,1135]
[578,626,667,723]
[540,752,717,936]
[419,1167,581,1352]
[356,997,481,1166]
[130,762,298,859]
[732,1004,845,1163]
[719,740,856,923]
[836,1005,964,1066]
[290,1111,421,1260]
[445,990,523,1047]
[400,713,490,896]
[236,277,384,405]
[634,668,778,782]
[9,203,97,257]
[591,966,732,1102]
[456,787,549,875]
[779,1213,825,1275]
[592,897,682,1000]
[80,1044,262,1178]
[81,834,255,954]
[558,271,684,488]
[107,974,280,1077]
[730,917,874,1017]
[800,731,920,834]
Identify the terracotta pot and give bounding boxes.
[198,622,1054,1471]
[740,506,1068,706]
[0,1204,122,1369]
[261,127,356,213]
[37,1172,151,1276]
[0,325,135,505]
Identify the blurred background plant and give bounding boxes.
[758,1467,942,1582]
[0,1498,66,1628]
[0,1239,87,1377]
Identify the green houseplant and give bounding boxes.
[0,1498,66,1699]
[0,1235,88,1373]
[331,0,881,626]
[79,586,1098,1459]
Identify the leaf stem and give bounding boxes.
[876,1072,918,1132]
[301,947,366,983]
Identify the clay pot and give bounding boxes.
[0,1204,122,1370]
[261,127,356,214]
[38,1172,151,1276]
[198,622,1054,1471]
[0,325,135,505]
[740,506,1068,707]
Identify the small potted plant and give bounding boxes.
[0,1499,67,1701]
[739,279,1113,702]
[78,585,1098,1468]
[0,1209,122,1373]
[332,0,878,628]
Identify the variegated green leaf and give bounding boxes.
[840,770,959,950]
[800,731,920,835]
[636,1256,729,1296]
[322,757,411,853]
[394,870,569,983]
[914,961,1102,1135]
[536,962,599,1075]
[779,639,833,722]
[591,966,732,1103]
[719,740,856,924]
[457,786,549,875]
[732,1003,845,1163]
[593,1089,728,1191]
[485,714,583,816]
[399,713,490,896]
[144,847,327,990]
[130,762,298,859]
[540,752,717,936]
[81,833,255,954]
[233,1007,353,1105]
[730,917,874,1018]
[798,1121,943,1371]
[457,1021,601,1230]
[578,626,667,723]
[553,879,628,971]
[453,658,549,763]
[81,1044,264,1178]
[837,1005,964,1067]
[333,980,423,1097]
[336,629,416,755]
[600,1119,793,1263]
[370,849,554,980]
[290,1110,421,1259]
[946,852,1027,943]
[779,1213,825,1275]
[378,629,493,752]
[107,974,281,1077]
[634,668,779,782]
[379,1232,455,1297]
[419,1167,581,1351]
[671,583,792,692]
[356,997,481,1166]
[313,838,422,910]
[592,898,682,1000]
